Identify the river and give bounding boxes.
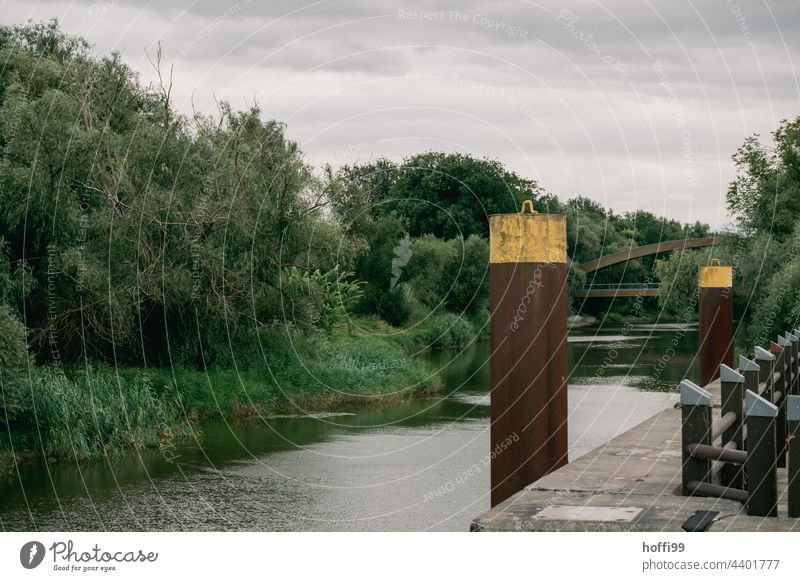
[0,323,697,531]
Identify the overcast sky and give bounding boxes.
[3,0,799,229]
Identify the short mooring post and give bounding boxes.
[681,380,712,495]
[719,364,745,489]
[488,200,568,506]
[745,390,779,517]
[787,394,800,518]
[698,260,733,386]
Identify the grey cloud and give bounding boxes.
[2,0,799,228]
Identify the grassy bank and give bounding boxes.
[0,314,484,473]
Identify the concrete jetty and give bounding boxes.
[472,378,799,532]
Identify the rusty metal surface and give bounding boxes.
[577,237,716,273]
[489,261,568,506]
[698,286,733,387]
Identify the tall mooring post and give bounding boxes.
[698,260,733,386]
[489,200,568,506]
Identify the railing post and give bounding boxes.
[787,394,800,518]
[789,331,800,395]
[754,346,775,400]
[697,261,733,386]
[738,355,760,409]
[773,338,790,468]
[745,390,779,517]
[719,364,745,489]
[681,380,712,495]
[488,203,568,506]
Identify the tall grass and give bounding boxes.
[1,367,191,468]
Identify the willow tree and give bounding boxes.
[0,20,356,367]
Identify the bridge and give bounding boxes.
[573,236,716,298]
[572,283,659,298]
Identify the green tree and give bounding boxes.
[0,20,354,366]
[655,249,719,317]
[380,152,546,239]
[727,118,800,240]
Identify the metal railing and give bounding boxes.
[578,282,659,291]
[681,329,800,517]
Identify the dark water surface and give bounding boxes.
[0,323,697,531]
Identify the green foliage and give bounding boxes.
[281,266,363,332]
[114,326,440,420]
[377,287,412,326]
[743,228,800,344]
[445,235,489,316]
[0,305,30,424]
[404,234,457,308]
[353,212,411,320]
[403,234,489,317]
[394,313,478,350]
[655,250,713,317]
[727,119,800,240]
[335,151,546,239]
[0,20,361,367]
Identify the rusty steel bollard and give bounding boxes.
[488,200,568,506]
[698,260,733,386]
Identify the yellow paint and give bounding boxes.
[489,209,566,264]
[699,265,732,288]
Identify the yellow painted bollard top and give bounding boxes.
[489,200,566,264]
[698,259,732,288]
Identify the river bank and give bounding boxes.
[1,314,481,474]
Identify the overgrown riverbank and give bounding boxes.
[0,313,485,474]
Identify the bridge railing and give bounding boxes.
[680,329,800,517]
[577,282,658,290]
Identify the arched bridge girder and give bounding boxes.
[576,237,717,274]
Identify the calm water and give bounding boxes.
[0,323,697,531]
